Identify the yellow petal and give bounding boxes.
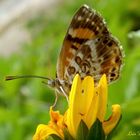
[49,106,64,128]
[49,106,64,138]
[84,87,99,128]
[68,74,82,137]
[33,124,61,140]
[67,74,95,137]
[103,104,121,135]
[97,74,108,122]
[80,76,95,117]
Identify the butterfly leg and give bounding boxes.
[59,86,69,103]
[52,92,58,108]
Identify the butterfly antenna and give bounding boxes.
[5,75,51,81]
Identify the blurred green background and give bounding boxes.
[0,0,140,140]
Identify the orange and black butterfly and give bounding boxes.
[6,5,123,101]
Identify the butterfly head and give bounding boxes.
[46,78,71,96]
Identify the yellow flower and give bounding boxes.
[65,74,121,137]
[33,74,121,140]
[103,104,121,135]
[33,107,64,140]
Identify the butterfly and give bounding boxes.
[6,5,123,102]
[46,4,123,96]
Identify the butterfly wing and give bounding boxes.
[65,35,123,85]
[57,5,123,86]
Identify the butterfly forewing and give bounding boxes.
[57,5,123,93]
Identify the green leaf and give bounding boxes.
[76,120,89,140]
[47,134,62,140]
[86,119,105,140]
[64,128,74,140]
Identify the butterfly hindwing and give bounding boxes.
[65,35,122,85]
